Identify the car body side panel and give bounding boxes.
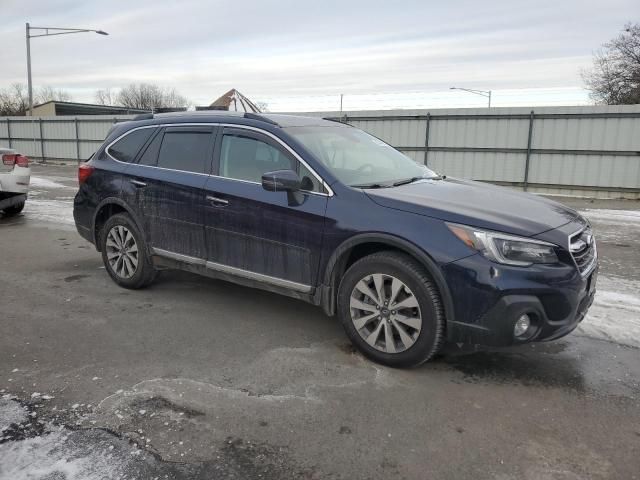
[73,160,125,237]
[122,164,209,259]
[203,176,328,286]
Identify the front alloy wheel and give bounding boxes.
[350,274,422,353]
[338,251,445,368]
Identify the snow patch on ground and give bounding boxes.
[22,199,74,226]
[0,398,27,432]
[29,176,72,189]
[579,275,640,349]
[0,428,127,480]
[581,209,640,226]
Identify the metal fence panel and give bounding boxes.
[1,106,639,198]
[428,151,525,182]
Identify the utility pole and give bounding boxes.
[340,93,344,113]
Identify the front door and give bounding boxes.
[203,127,329,289]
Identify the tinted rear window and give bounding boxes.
[138,131,163,167]
[156,131,211,173]
[107,128,154,162]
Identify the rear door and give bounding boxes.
[203,126,329,290]
[122,125,216,259]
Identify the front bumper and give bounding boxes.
[442,252,597,347]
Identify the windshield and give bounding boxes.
[285,126,438,187]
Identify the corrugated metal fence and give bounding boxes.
[1,105,640,198]
[0,115,128,163]
[319,105,640,199]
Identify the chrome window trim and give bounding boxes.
[104,122,334,196]
[568,227,597,277]
[151,247,311,293]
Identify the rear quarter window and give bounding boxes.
[107,128,154,162]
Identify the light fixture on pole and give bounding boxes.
[25,23,109,116]
[450,87,492,108]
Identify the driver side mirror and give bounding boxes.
[261,170,301,192]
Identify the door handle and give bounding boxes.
[206,195,229,206]
[130,179,147,188]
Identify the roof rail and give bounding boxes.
[322,117,351,125]
[133,113,154,121]
[244,112,279,126]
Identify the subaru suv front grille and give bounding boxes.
[569,227,597,275]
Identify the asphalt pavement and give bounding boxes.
[1,163,639,479]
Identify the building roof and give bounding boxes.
[33,100,150,116]
[208,89,261,113]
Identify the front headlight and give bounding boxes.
[447,223,559,266]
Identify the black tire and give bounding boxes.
[337,251,445,368]
[2,201,25,217]
[99,213,157,289]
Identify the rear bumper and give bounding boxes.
[443,252,597,347]
[0,166,31,194]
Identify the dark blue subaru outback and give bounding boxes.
[73,112,597,367]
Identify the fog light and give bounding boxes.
[514,314,531,337]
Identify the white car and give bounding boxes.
[0,147,31,217]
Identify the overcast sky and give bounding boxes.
[1,0,636,110]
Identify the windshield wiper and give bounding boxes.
[392,176,424,186]
[350,182,391,189]
[392,175,445,186]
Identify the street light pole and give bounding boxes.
[25,23,109,116]
[26,23,33,116]
[450,87,492,108]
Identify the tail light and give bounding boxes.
[78,164,95,184]
[2,154,29,167]
[15,155,29,167]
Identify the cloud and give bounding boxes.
[0,0,635,108]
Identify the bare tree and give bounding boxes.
[0,83,28,116]
[35,86,71,104]
[583,23,640,105]
[0,83,72,115]
[95,88,116,106]
[116,83,189,110]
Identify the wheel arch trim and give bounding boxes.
[321,233,455,326]
[92,197,145,246]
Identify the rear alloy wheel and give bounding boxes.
[100,213,156,289]
[338,251,445,368]
[105,225,139,279]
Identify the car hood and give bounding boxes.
[365,177,581,237]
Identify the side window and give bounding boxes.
[219,135,294,183]
[156,131,212,174]
[138,131,163,167]
[299,163,325,193]
[107,128,154,163]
